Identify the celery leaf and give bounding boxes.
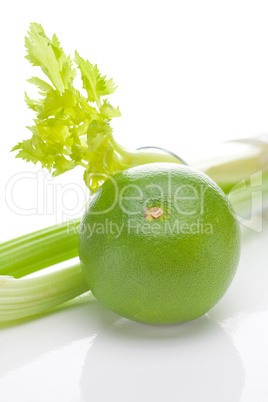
[13,23,124,192]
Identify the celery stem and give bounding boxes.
[0,263,88,323]
[0,219,80,278]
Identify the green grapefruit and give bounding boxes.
[79,163,241,324]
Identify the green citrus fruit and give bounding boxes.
[79,163,241,324]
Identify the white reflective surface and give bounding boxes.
[1,218,268,402]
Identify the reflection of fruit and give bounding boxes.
[79,163,241,324]
[80,316,244,402]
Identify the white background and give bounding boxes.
[0,1,268,401]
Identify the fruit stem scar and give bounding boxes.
[144,207,164,221]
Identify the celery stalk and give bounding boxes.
[0,219,80,278]
[192,136,268,217]
[0,264,88,323]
